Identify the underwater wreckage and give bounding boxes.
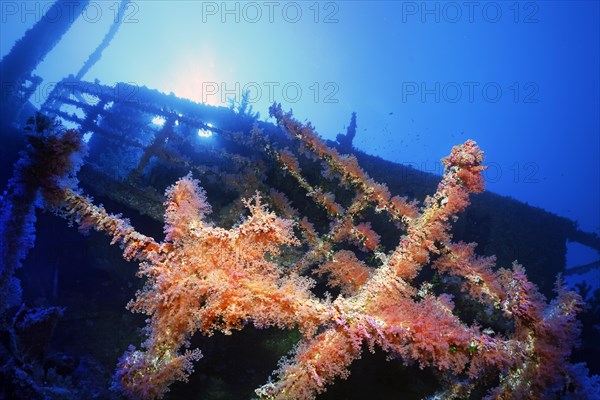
[0,76,599,399]
[1,2,599,396]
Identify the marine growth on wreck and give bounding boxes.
[1,1,599,399]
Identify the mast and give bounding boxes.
[0,0,90,125]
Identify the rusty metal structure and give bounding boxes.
[1,0,598,286]
[1,2,599,398]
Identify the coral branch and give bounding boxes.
[19,108,592,399]
[0,114,84,317]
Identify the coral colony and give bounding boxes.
[1,106,598,400]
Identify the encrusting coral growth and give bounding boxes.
[3,107,597,399]
[0,114,84,320]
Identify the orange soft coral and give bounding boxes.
[40,109,589,400]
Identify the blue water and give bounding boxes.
[1,2,599,399]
